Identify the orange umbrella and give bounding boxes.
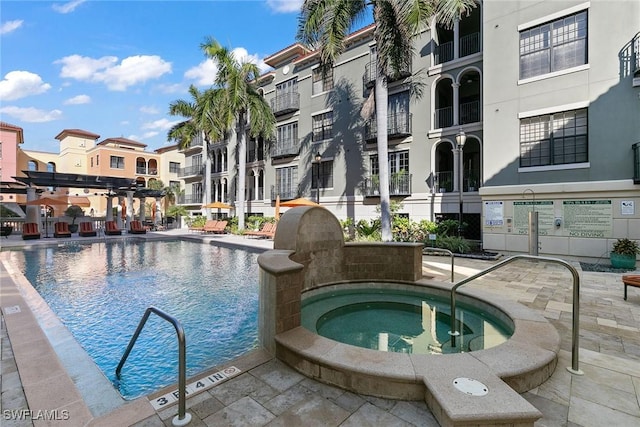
[25,197,68,206]
[279,197,320,207]
[121,200,127,219]
[202,201,234,209]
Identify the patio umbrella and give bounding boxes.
[202,201,234,209]
[274,195,280,221]
[121,199,126,219]
[279,197,321,208]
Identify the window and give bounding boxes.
[28,160,37,171]
[520,108,588,167]
[312,67,333,95]
[47,162,55,173]
[370,151,410,175]
[275,166,298,198]
[312,111,333,142]
[91,157,94,168]
[96,155,99,166]
[110,155,125,169]
[519,11,587,79]
[312,160,333,189]
[169,162,180,173]
[276,78,298,97]
[277,122,298,146]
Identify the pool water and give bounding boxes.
[13,240,260,399]
[302,287,513,354]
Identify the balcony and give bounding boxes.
[363,61,412,88]
[459,32,480,57]
[270,93,300,116]
[270,139,299,159]
[177,193,203,205]
[434,106,453,129]
[178,165,204,178]
[435,171,453,192]
[362,173,412,197]
[434,170,480,192]
[136,167,158,175]
[364,112,412,142]
[270,185,299,201]
[460,100,480,125]
[434,41,454,65]
[633,142,640,184]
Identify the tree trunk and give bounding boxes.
[237,114,247,231]
[375,77,392,241]
[204,133,213,220]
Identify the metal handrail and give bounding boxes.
[422,247,455,282]
[448,255,583,375]
[116,306,191,426]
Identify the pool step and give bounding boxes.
[415,353,542,427]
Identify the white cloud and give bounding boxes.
[156,82,186,94]
[129,131,160,141]
[52,0,86,14]
[185,59,218,86]
[184,47,270,86]
[0,71,51,101]
[56,54,172,91]
[141,118,181,131]
[0,106,63,123]
[64,94,91,105]
[266,0,303,13]
[1,20,24,35]
[140,106,159,114]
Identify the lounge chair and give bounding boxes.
[79,221,97,237]
[22,222,41,240]
[54,222,72,238]
[104,220,122,236]
[129,220,147,234]
[203,220,227,234]
[245,222,274,238]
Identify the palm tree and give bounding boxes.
[168,85,225,220]
[200,38,276,231]
[298,0,476,241]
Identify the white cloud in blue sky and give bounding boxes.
[0,71,51,101]
[52,0,86,14]
[63,94,91,105]
[0,19,23,34]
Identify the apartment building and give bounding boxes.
[481,0,640,260]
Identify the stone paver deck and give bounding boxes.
[1,229,639,426]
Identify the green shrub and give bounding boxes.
[435,236,471,254]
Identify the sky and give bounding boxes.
[0,0,313,153]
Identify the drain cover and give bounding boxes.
[453,377,488,396]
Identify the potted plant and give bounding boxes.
[65,205,84,233]
[610,238,640,269]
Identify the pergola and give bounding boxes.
[10,171,166,229]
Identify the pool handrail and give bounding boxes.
[448,254,583,375]
[422,247,455,282]
[116,306,192,426]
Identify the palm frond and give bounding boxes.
[435,0,477,29]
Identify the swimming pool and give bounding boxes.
[13,240,260,399]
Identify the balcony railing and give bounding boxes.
[362,173,412,197]
[177,193,203,204]
[434,41,454,65]
[270,93,300,116]
[135,167,158,175]
[363,61,412,88]
[178,165,204,178]
[270,138,299,159]
[633,142,640,184]
[364,112,412,142]
[460,32,480,58]
[434,106,453,129]
[435,171,453,192]
[460,100,480,125]
[270,185,299,201]
[634,34,640,77]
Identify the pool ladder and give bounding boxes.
[116,306,192,426]
[448,254,583,375]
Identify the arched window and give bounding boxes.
[28,160,38,171]
[47,162,56,173]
